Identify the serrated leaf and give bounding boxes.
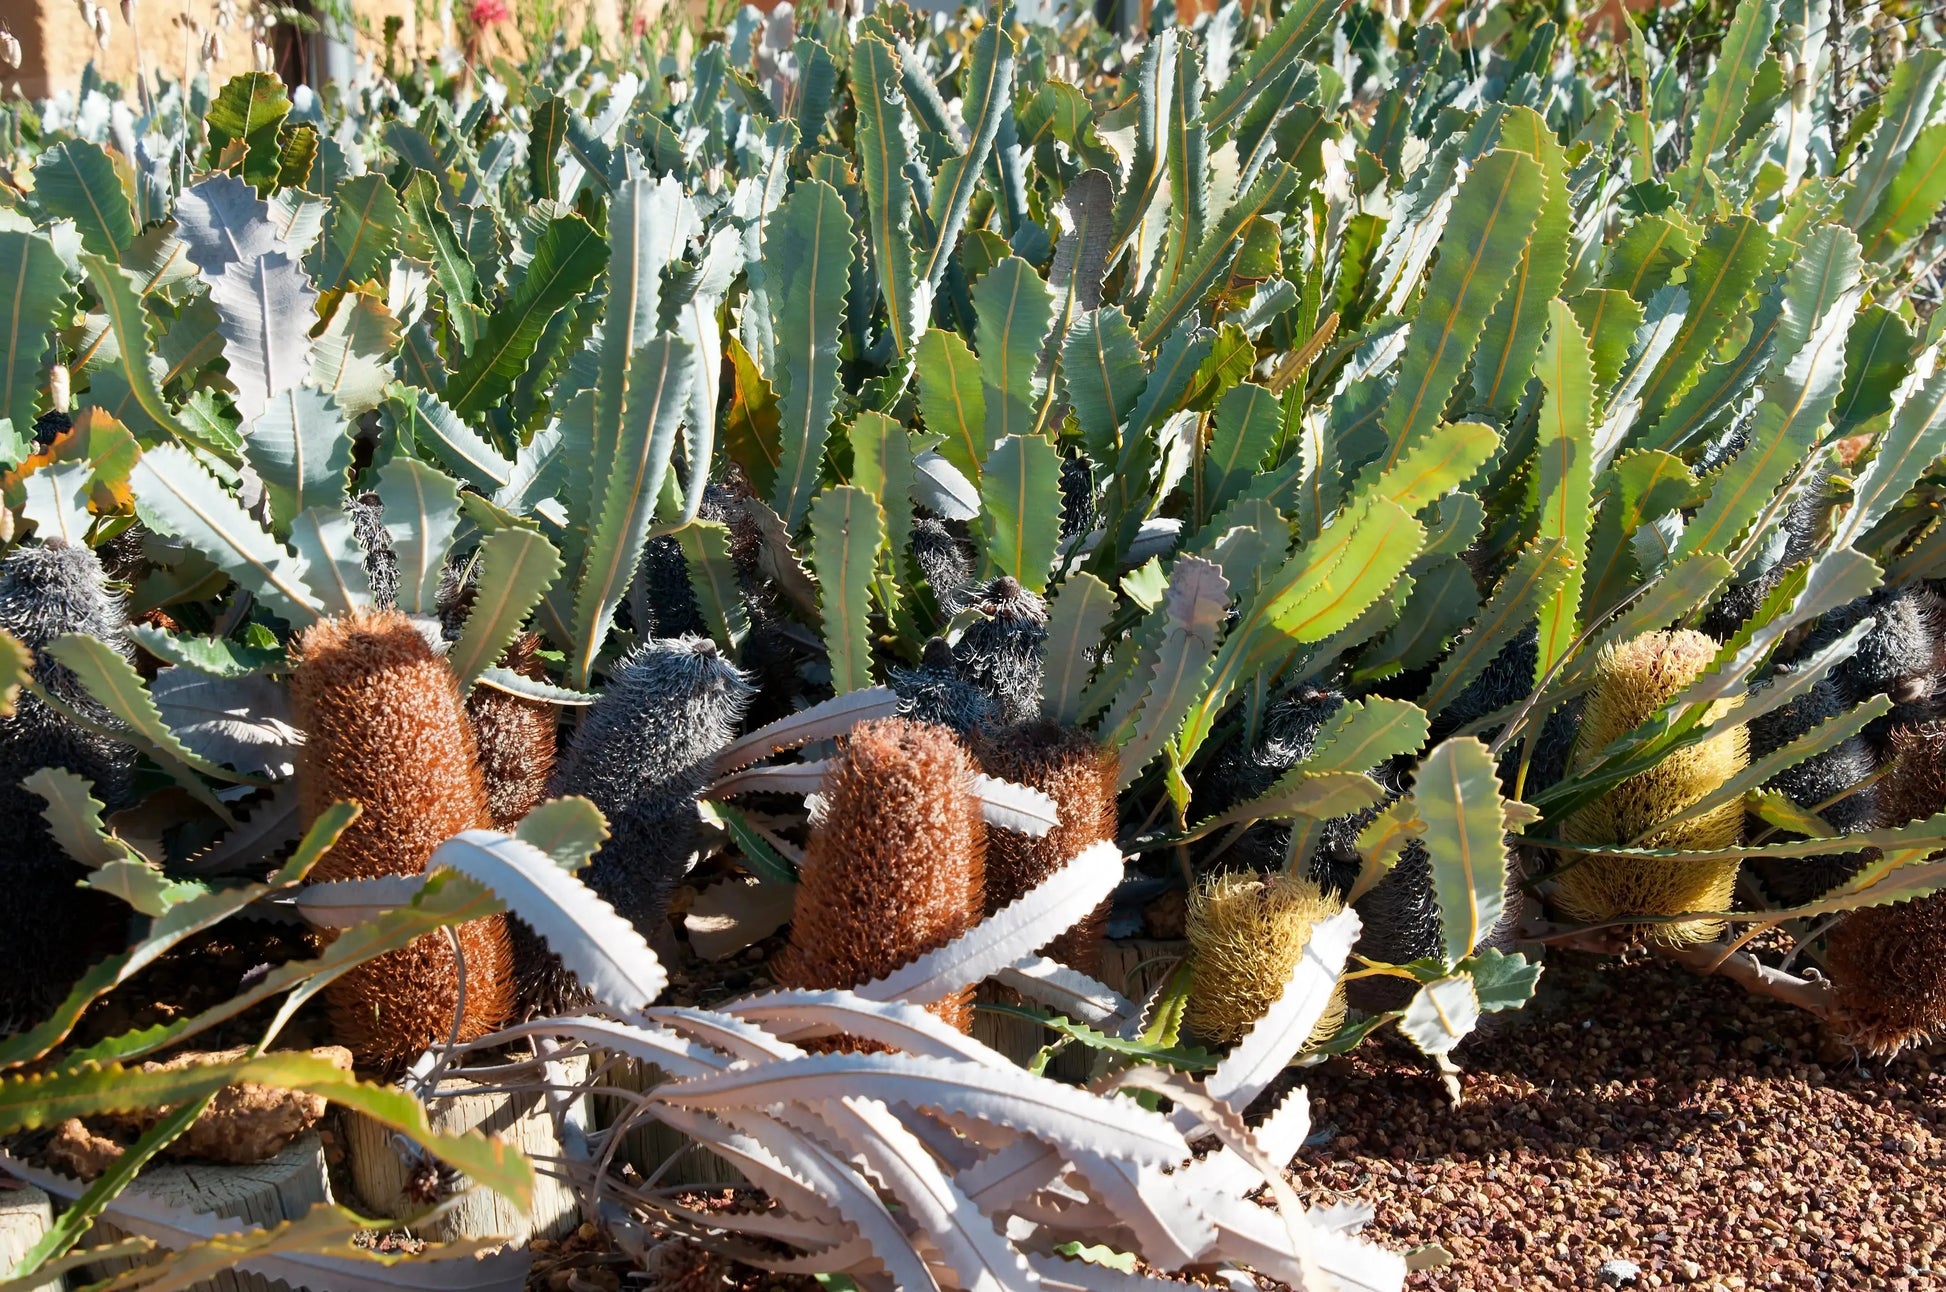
[767,180,852,530]
[1371,150,1545,471]
[1421,538,1574,723]
[1673,0,1782,209]
[514,796,610,871]
[1857,121,1946,263]
[1306,697,1432,773]
[851,36,928,358]
[1202,382,1281,527]
[310,291,400,417]
[373,455,459,616]
[1458,947,1543,1013]
[246,385,351,533]
[1532,302,1598,673]
[1043,571,1117,725]
[975,256,1057,446]
[445,215,607,418]
[1834,363,1946,551]
[915,328,988,483]
[674,520,750,653]
[80,255,222,456]
[1469,109,1573,417]
[1181,770,1384,842]
[1062,306,1147,466]
[567,333,697,686]
[1399,975,1481,1055]
[316,173,404,295]
[286,505,373,617]
[1116,556,1230,787]
[1414,736,1515,964]
[1840,50,1946,229]
[1203,0,1346,136]
[389,384,513,492]
[150,668,302,777]
[205,71,292,192]
[1634,216,1772,427]
[449,527,563,690]
[33,139,133,258]
[923,20,1013,298]
[129,442,320,625]
[22,767,138,869]
[399,170,482,355]
[980,433,1063,593]
[1374,418,1502,514]
[0,231,65,443]
[811,485,885,694]
[1269,497,1426,642]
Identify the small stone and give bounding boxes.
[1599,1258,1643,1286]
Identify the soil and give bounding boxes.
[1292,949,1946,1291]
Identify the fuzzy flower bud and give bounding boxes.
[1555,630,1748,947]
[952,577,1048,726]
[1186,870,1347,1048]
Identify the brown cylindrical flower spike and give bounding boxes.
[775,717,986,1031]
[1825,892,1946,1056]
[467,631,558,830]
[290,607,515,1071]
[976,720,1117,976]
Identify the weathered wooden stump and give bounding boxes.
[1,1182,62,1292]
[591,1058,744,1188]
[80,1132,332,1292]
[1098,938,1190,1003]
[344,1055,587,1243]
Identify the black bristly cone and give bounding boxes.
[910,517,977,615]
[952,577,1049,726]
[1837,586,1946,729]
[631,534,710,639]
[1430,625,1539,746]
[891,637,999,736]
[1702,485,1827,640]
[348,491,399,610]
[547,637,756,955]
[1059,451,1099,541]
[0,542,138,1024]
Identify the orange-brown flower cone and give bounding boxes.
[467,632,558,830]
[976,720,1117,976]
[1825,892,1946,1056]
[774,718,986,1031]
[290,607,514,1071]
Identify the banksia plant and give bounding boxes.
[289,607,515,1070]
[975,721,1117,975]
[775,718,987,1032]
[1555,631,1749,947]
[952,577,1048,727]
[547,636,755,940]
[1185,870,1347,1048]
[467,632,558,830]
[0,541,136,1021]
[1823,893,1946,1056]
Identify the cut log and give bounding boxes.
[1097,938,1190,1004]
[591,1058,744,1188]
[1,1182,61,1292]
[80,1132,332,1292]
[344,1055,587,1242]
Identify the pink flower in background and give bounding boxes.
[469,0,509,24]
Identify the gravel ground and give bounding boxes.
[1292,949,1946,1291]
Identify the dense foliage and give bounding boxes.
[3,0,1946,1284]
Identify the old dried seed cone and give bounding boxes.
[1823,720,1946,1055]
[1185,870,1347,1048]
[0,541,137,1024]
[775,717,987,1031]
[467,632,557,830]
[289,607,514,1070]
[1824,892,1946,1056]
[1556,630,1747,947]
[975,720,1116,975]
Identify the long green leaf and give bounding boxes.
[316,173,404,296]
[449,527,563,690]
[32,139,134,258]
[1840,50,1946,230]
[852,36,927,357]
[1834,363,1946,551]
[1305,696,1433,772]
[1421,538,1574,721]
[0,231,67,442]
[399,169,482,354]
[1533,302,1597,672]
[974,256,1057,446]
[810,485,884,694]
[922,21,1014,297]
[915,327,988,482]
[0,1051,533,1207]
[1043,571,1117,725]
[1469,109,1572,416]
[674,520,750,653]
[81,255,226,457]
[1115,556,1230,787]
[1062,306,1147,465]
[205,71,292,192]
[767,179,853,530]
[980,432,1064,593]
[1269,497,1427,642]
[246,385,351,533]
[1152,40,1208,310]
[1674,0,1782,209]
[1372,150,1545,471]
[1204,0,1347,136]
[373,455,460,616]
[1415,736,1515,964]
[444,215,607,417]
[1857,121,1946,264]
[128,443,321,625]
[569,334,698,686]
[1633,216,1772,426]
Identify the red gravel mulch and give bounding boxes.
[1293,949,1946,1291]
